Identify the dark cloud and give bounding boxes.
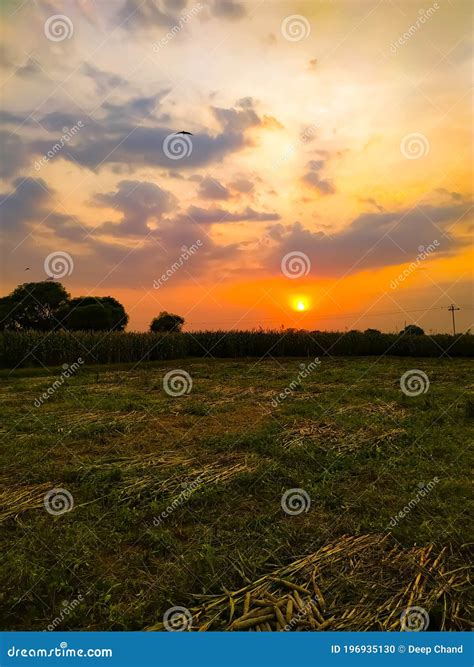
[210,0,246,21]
[301,159,335,196]
[1,96,264,177]
[198,176,231,200]
[82,63,128,95]
[229,177,254,194]
[118,0,175,30]
[0,177,50,233]
[266,202,471,277]
[180,205,280,225]
[0,132,33,178]
[92,180,177,235]
[16,57,41,78]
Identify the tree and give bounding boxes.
[364,328,382,335]
[0,282,70,331]
[402,324,425,336]
[57,296,128,331]
[150,312,184,333]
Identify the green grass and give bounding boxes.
[0,356,472,630]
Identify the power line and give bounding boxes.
[186,305,457,326]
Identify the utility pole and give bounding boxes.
[448,304,460,335]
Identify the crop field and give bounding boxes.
[0,356,472,631]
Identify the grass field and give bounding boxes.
[1,356,472,631]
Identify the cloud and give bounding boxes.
[179,205,280,225]
[92,180,177,235]
[198,175,231,200]
[266,201,471,277]
[229,177,254,194]
[301,159,335,196]
[117,0,175,30]
[16,57,41,78]
[0,177,50,234]
[82,63,128,95]
[210,0,246,21]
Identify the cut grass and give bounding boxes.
[0,356,472,630]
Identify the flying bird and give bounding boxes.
[25,267,30,271]
[175,131,193,135]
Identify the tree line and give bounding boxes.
[0,281,184,333]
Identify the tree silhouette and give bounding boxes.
[57,296,128,331]
[402,324,425,336]
[0,282,69,331]
[150,312,184,333]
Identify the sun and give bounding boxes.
[291,296,310,312]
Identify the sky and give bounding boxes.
[0,0,472,333]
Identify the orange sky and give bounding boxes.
[1,0,472,332]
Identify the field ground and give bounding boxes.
[0,356,472,631]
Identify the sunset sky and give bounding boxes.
[1,0,472,332]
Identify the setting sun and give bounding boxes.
[292,296,310,312]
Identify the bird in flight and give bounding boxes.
[24,267,30,271]
[175,131,193,135]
